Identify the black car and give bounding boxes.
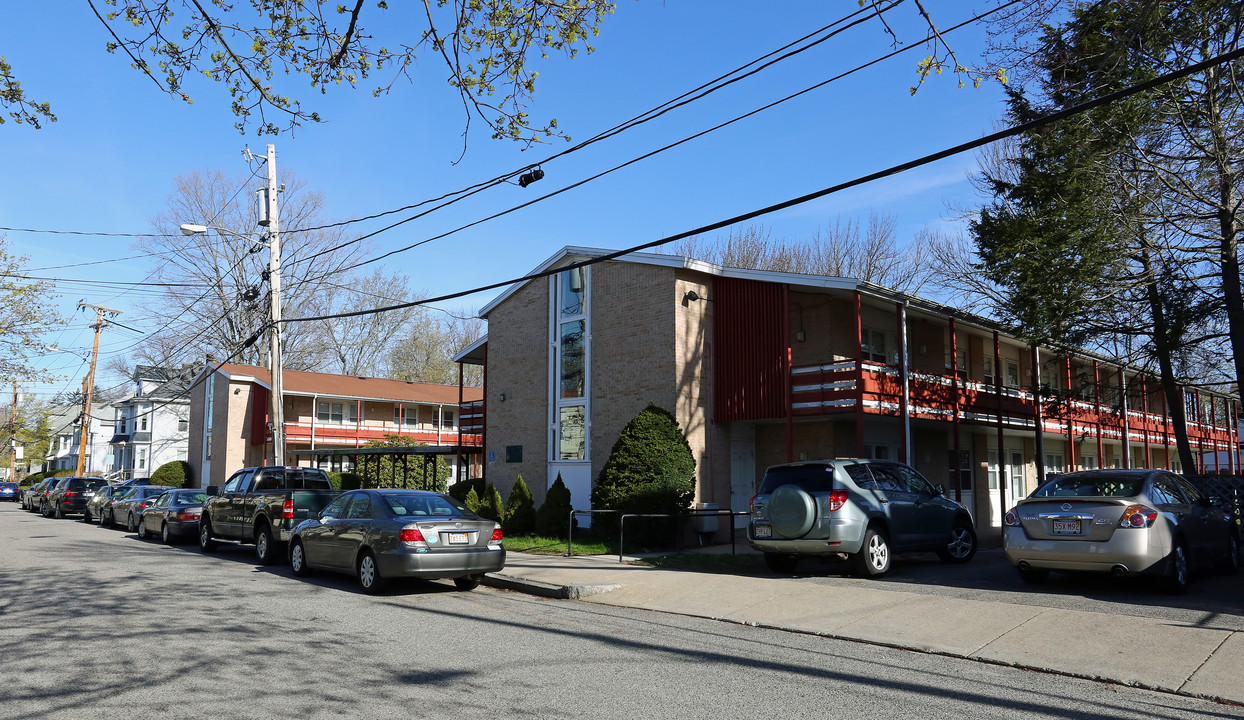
[39,477,75,517]
[84,485,126,524]
[138,489,210,544]
[46,477,107,518]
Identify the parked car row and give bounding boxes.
[747,460,1240,593]
[16,466,508,595]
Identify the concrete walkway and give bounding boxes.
[483,549,1244,706]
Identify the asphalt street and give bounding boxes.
[0,503,1240,719]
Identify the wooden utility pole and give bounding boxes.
[76,303,123,476]
[8,380,16,481]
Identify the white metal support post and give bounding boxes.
[264,143,286,467]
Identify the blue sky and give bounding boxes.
[2,2,1014,400]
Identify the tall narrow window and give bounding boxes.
[861,328,887,363]
[553,267,589,461]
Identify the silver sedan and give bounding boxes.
[1003,469,1239,592]
[289,489,505,594]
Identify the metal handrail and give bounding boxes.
[566,508,750,562]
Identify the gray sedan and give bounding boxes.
[290,489,505,594]
[138,489,210,544]
[1003,469,1239,592]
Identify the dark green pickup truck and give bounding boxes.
[199,466,342,564]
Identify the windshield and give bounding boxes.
[1031,474,1145,498]
[381,493,468,517]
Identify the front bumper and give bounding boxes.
[1003,526,1171,575]
[377,545,507,580]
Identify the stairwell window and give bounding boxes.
[861,328,887,364]
[552,267,589,462]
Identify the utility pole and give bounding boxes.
[8,380,16,481]
[76,303,123,476]
[260,143,286,466]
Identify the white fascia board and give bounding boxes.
[452,334,488,363]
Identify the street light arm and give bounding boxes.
[179,223,266,249]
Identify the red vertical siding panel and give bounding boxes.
[713,277,786,421]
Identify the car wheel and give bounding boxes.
[54,503,64,520]
[763,552,799,573]
[290,540,312,577]
[255,524,278,565]
[1165,541,1190,594]
[137,517,150,540]
[1016,564,1049,585]
[40,502,50,518]
[127,512,138,533]
[936,519,977,564]
[454,574,483,591]
[101,508,112,527]
[161,522,173,545]
[1219,533,1240,575]
[82,508,93,523]
[357,550,386,594]
[199,520,217,552]
[851,527,891,578]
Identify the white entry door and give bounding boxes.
[729,425,756,529]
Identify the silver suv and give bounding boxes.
[748,459,977,577]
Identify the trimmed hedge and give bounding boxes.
[535,474,574,538]
[150,460,192,488]
[502,475,536,536]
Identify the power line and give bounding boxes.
[281,43,1244,326]
[290,1,1019,275]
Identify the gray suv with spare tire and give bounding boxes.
[748,459,977,577]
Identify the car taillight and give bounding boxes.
[749,494,758,514]
[176,511,200,521]
[828,489,849,512]
[64,492,79,498]
[399,527,426,543]
[1004,508,1020,526]
[283,499,295,521]
[1119,505,1158,528]
[490,527,504,542]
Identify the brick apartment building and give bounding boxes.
[188,363,484,488]
[455,247,1241,533]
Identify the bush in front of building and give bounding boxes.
[150,460,192,488]
[464,487,482,514]
[535,474,574,538]
[503,475,536,536]
[591,403,696,547]
[21,471,46,487]
[476,482,505,522]
[448,477,486,503]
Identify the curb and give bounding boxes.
[483,572,621,600]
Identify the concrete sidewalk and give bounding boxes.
[483,550,1244,706]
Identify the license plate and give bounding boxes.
[754,524,772,539]
[1052,519,1081,535]
[448,532,469,544]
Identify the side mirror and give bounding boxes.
[205,486,220,496]
[934,484,946,497]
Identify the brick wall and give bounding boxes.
[484,277,550,504]
[589,261,678,483]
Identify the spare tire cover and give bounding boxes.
[768,485,817,538]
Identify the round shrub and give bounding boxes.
[150,460,192,488]
[591,403,695,547]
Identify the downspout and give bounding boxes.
[897,301,910,465]
[1033,347,1046,485]
[1094,362,1104,467]
[854,291,864,459]
[950,319,962,503]
[1141,377,1151,469]
[1120,369,1131,469]
[310,393,318,454]
[1063,357,1075,471]
[457,362,464,481]
[784,285,793,463]
[994,331,1005,526]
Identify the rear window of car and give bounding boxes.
[1031,474,1145,498]
[84,480,106,491]
[172,492,209,504]
[138,487,168,498]
[758,465,836,495]
[381,493,467,517]
[0,483,16,489]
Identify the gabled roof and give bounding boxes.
[213,363,482,405]
[132,363,198,400]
